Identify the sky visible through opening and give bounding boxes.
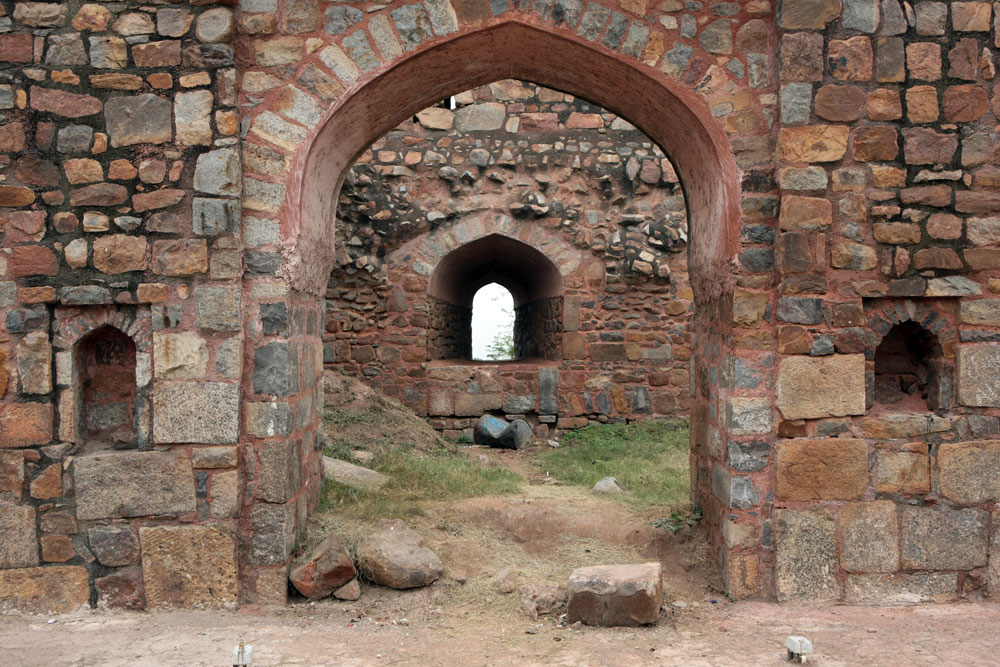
[472,283,514,360]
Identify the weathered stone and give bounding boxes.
[454,103,507,131]
[333,579,361,601]
[140,525,238,609]
[194,285,241,331]
[907,42,942,80]
[776,354,866,419]
[828,37,874,81]
[814,85,865,121]
[17,331,51,395]
[845,573,957,604]
[355,520,444,589]
[778,126,850,162]
[289,532,357,600]
[88,525,140,567]
[454,392,502,416]
[93,235,147,274]
[958,345,1000,407]
[175,90,213,146]
[775,510,838,602]
[0,504,38,568]
[75,451,195,520]
[566,562,662,626]
[0,566,89,613]
[939,440,1000,504]
[96,567,145,610]
[0,403,53,448]
[250,503,296,566]
[153,331,207,380]
[323,456,388,491]
[30,86,101,118]
[473,414,532,449]
[776,439,868,500]
[196,7,234,43]
[942,84,989,122]
[152,240,208,276]
[779,195,832,231]
[132,40,182,68]
[779,0,843,28]
[105,94,172,147]
[152,381,240,444]
[841,501,899,573]
[852,126,898,162]
[900,506,988,570]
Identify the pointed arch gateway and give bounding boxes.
[249,9,759,599]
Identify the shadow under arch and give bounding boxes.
[286,19,741,303]
[427,234,564,361]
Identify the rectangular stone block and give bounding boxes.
[256,439,301,503]
[140,525,238,609]
[250,502,296,565]
[776,439,868,500]
[726,397,772,435]
[0,566,90,613]
[939,440,1000,504]
[0,504,38,568]
[900,506,988,570]
[776,354,866,419]
[840,501,899,573]
[958,345,1000,407]
[989,510,1000,598]
[454,392,502,416]
[776,510,839,602]
[74,451,196,520]
[844,573,957,604]
[566,563,662,626]
[152,381,239,444]
[875,450,930,494]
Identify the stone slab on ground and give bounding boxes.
[355,520,444,589]
[566,562,663,626]
[322,455,388,491]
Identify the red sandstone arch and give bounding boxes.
[283,20,741,302]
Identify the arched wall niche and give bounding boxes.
[427,234,565,361]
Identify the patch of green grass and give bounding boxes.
[324,407,383,426]
[319,448,524,520]
[533,419,690,509]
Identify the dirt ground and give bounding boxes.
[3,599,1000,666]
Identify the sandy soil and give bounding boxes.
[3,599,999,666]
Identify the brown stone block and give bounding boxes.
[876,37,905,82]
[454,393,501,417]
[948,37,981,80]
[866,89,902,120]
[780,32,824,81]
[29,86,102,118]
[732,289,768,325]
[778,195,832,231]
[779,126,849,163]
[93,235,148,274]
[905,85,939,123]
[566,563,662,626]
[852,126,898,162]
[0,566,90,613]
[152,240,208,276]
[814,85,865,121]
[779,0,843,29]
[828,37,873,81]
[562,332,586,359]
[939,440,1000,505]
[0,33,33,63]
[775,438,868,500]
[875,450,930,494]
[0,184,35,207]
[873,222,921,245]
[906,42,941,80]
[75,451,195,520]
[40,535,75,563]
[29,463,61,500]
[69,182,128,207]
[956,191,1000,214]
[942,84,989,122]
[900,185,951,207]
[0,402,53,448]
[902,127,958,165]
[96,567,145,610]
[132,188,185,212]
[132,40,181,67]
[927,213,963,239]
[141,525,238,609]
[590,343,627,361]
[913,247,962,270]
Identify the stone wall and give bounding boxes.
[1,0,1000,610]
[325,80,692,437]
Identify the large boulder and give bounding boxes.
[355,520,443,589]
[566,562,663,626]
[474,415,532,449]
[289,533,356,600]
